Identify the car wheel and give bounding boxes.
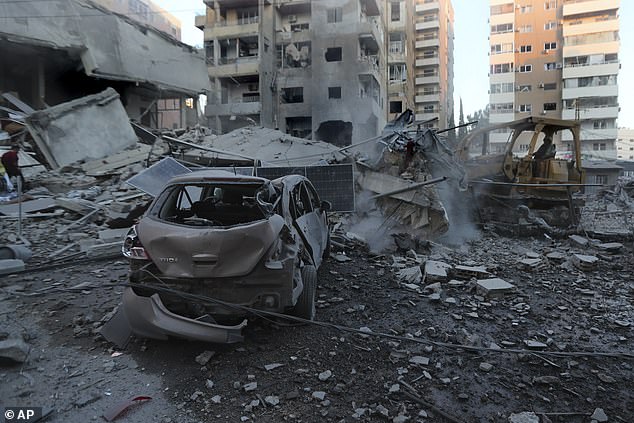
[293,265,317,320]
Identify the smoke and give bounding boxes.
[345,190,404,253]
[435,183,481,246]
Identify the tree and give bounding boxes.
[458,98,466,139]
[447,109,456,145]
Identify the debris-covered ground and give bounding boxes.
[1,216,633,422]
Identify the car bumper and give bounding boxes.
[122,287,246,343]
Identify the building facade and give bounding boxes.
[92,0,182,40]
[201,0,387,145]
[617,128,634,161]
[386,1,415,120]
[488,0,620,158]
[413,0,454,131]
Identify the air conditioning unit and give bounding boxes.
[538,82,545,88]
[288,14,297,23]
[516,85,521,91]
[556,63,563,69]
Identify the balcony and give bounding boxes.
[208,56,260,77]
[562,106,619,120]
[206,100,261,117]
[388,82,407,95]
[358,55,381,80]
[563,41,619,58]
[562,85,618,100]
[195,14,206,30]
[563,18,619,38]
[415,94,439,103]
[357,18,384,47]
[415,112,439,122]
[490,13,514,26]
[489,112,515,123]
[203,19,259,39]
[415,75,440,85]
[415,38,439,48]
[489,92,514,103]
[415,2,438,13]
[563,62,619,79]
[416,57,439,67]
[561,128,617,141]
[416,20,439,31]
[563,0,619,17]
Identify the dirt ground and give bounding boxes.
[1,231,633,423]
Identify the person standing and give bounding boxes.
[1,145,25,189]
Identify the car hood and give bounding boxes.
[137,214,285,278]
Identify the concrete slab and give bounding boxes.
[476,278,515,298]
[596,242,623,253]
[98,228,131,243]
[0,198,57,217]
[572,254,599,271]
[424,260,452,282]
[453,264,489,279]
[569,234,588,247]
[54,198,98,215]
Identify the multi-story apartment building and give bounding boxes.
[488,0,620,159]
[92,0,182,40]
[413,0,454,130]
[200,0,386,145]
[617,128,634,161]
[386,1,415,119]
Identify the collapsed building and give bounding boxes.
[0,0,210,130]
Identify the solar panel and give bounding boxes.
[255,164,354,212]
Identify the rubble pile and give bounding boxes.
[581,177,634,238]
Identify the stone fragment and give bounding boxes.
[569,234,588,247]
[479,362,493,372]
[211,395,221,404]
[397,266,423,285]
[312,391,326,400]
[205,380,214,389]
[318,370,332,381]
[334,254,352,263]
[597,242,623,253]
[572,254,599,271]
[476,278,516,298]
[409,356,430,366]
[264,396,280,406]
[452,265,489,279]
[524,340,547,349]
[388,383,400,393]
[546,251,565,263]
[532,376,559,385]
[597,373,615,384]
[264,363,284,371]
[428,293,441,302]
[520,258,546,271]
[0,338,29,363]
[243,382,257,392]
[508,412,539,423]
[424,260,451,282]
[590,408,608,422]
[190,391,203,401]
[195,350,215,366]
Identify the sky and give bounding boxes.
[153,0,634,128]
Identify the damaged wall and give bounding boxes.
[25,88,138,168]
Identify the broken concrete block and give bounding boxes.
[98,228,130,243]
[569,234,589,247]
[524,340,547,350]
[545,251,565,263]
[596,242,623,253]
[54,197,97,215]
[476,278,515,298]
[508,412,539,423]
[195,350,215,366]
[572,254,599,271]
[424,260,451,282]
[0,259,25,275]
[452,264,489,280]
[409,356,429,366]
[0,338,30,363]
[590,408,608,422]
[397,266,422,285]
[84,241,123,257]
[519,258,546,272]
[108,202,133,213]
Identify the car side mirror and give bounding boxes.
[320,200,332,211]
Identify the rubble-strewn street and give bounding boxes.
[1,219,632,421]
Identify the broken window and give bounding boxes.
[389,101,403,114]
[315,120,353,146]
[328,87,342,99]
[545,62,557,70]
[518,104,532,113]
[281,87,304,103]
[286,116,312,139]
[279,42,311,68]
[325,47,342,62]
[291,23,309,32]
[543,82,557,90]
[327,7,342,23]
[517,84,531,92]
[543,102,557,111]
[391,2,400,21]
[389,64,406,82]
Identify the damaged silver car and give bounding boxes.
[121,170,331,343]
